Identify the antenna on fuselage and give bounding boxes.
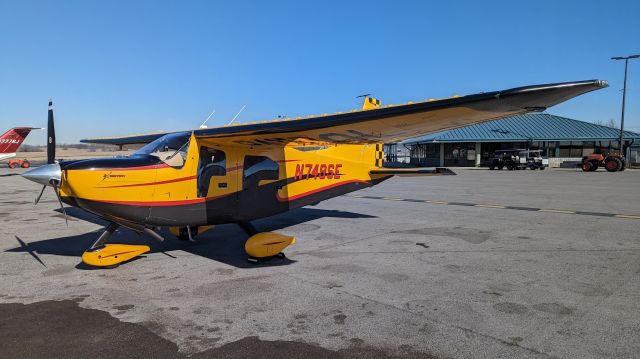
[199,109,216,129]
[226,105,246,126]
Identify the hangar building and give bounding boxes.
[392,113,640,168]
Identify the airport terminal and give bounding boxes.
[385,113,640,168]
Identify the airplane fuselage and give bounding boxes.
[58,135,390,229]
[0,153,17,161]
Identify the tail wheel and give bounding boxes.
[605,158,620,172]
[21,160,30,168]
[581,161,592,172]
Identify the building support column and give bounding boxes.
[475,142,481,167]
[439,143,445,167]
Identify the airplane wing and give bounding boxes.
[82,80,607,147]
[80,132,168,148]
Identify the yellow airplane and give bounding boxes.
[22,80,607,267]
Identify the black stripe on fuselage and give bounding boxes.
[63,175,392,227]
[60,155,162,171]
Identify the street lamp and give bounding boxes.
[611,54,640,156]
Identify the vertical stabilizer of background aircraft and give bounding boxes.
[0,127,41,161]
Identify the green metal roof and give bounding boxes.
[403,113,640,144]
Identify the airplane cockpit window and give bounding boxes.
[197,147,226,197]
[133,132,191,168]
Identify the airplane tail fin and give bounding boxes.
[0,127,38,154]
[361,96,381,110]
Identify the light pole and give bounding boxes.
[611,54,640,156]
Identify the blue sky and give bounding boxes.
[1,0,639,145]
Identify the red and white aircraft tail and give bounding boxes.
[0,127,41,161]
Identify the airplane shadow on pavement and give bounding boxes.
[6,207,376,269]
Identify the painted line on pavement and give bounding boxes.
[346,195,640,220]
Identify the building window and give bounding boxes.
[410,143,440,166]
[611,141,620,151]
[558,141,571,157]
[444,143,476,166]
[570,141,583,157]
[547,142,556,158]
[582,141,595,156]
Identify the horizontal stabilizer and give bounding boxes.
[370,167,456,176]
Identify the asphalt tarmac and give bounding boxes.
[1,167,638,358]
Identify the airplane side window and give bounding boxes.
[197,147,226,197]
[243,156,278,188]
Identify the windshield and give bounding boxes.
[133,132,191,167]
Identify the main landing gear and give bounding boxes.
[81,222,152,267]
[80,221,295,267]
[238,221,295,263]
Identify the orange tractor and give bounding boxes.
[581,152,626,172]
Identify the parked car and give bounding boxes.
[521,150,548,170]
[489,149,548,170]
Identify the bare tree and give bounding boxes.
[594,118,618,129]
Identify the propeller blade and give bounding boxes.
[47,100,56,164]
[34,185,46,205]
[50,181,67,226]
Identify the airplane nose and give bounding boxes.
[21,163,61,186]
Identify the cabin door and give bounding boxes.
[196,146,238,220]
[238,155,281,218]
